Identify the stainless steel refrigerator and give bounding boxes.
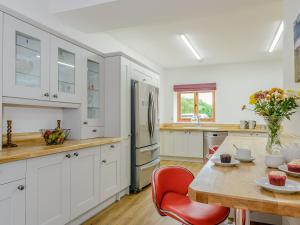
[130,80,160,192]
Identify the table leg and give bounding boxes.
[234,209,250,225]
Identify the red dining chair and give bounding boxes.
[152,166,230,225]
[204,145,219,164]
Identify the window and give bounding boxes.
[174,83,216,122]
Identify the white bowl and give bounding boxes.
[282,143,300,163]
[265,154,284,168]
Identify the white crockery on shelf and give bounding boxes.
[282,143,300,163]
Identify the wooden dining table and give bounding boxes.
[188,135,300,225]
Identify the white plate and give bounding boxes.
[256,177,300,194]
[278,164,300,178]
[212,158,240,167]
[234,155,255,162]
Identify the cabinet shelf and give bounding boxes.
[16,43,40,55]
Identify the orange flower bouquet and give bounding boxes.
[242,88,299,154]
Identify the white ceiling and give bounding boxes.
[49,0,283,68]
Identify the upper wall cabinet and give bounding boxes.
[3,14,50,100]
[50,36,83,103]
[82,51,104,127]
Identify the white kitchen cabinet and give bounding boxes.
[26,152,70,225]
[0,179,26,225]
[105,55,159,138]
[131,63,159,87]
[173,131,189,157]
[3,14,50,100]
[50,35,83,103]
[160,130,203,158]
[70,147,100,219]
[187,131,204,158]
[100,143,120,201]
[120,138,131,190]
[82,52,104,128]
[160,131,174,156]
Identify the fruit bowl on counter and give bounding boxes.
[40,129,71,145]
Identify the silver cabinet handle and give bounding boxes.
[53,94,58,98]
[74,152,79,157]
[102,160,107,163]
[83,121,88,125]
[110,145,115,148]
[66,154,71,158]
[44,93,49,97]
[92,129,97,133]
[17,185,25,191]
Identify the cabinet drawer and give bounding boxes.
[82,126,102,138]
[101,144,119,163]
[0,160,26,185]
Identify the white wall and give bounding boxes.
[160,60,283,124]
[2,106,63,133]
[283,0,300,136]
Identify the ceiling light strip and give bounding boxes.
[268,21,284,53]
[180,34,202,60]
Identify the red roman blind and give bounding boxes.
[173,83,216,92]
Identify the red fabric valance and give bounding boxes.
[173,83,216,92]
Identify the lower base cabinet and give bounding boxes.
[100,143,120,201]
[26,146,100,225]
[70,148,100,220]
[0,179,26,225]
[160,131,203,158]
[2,141,129,225]
[120,139,131,190]
[26,152,70,225]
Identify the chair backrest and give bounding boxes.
[151,166,194,215]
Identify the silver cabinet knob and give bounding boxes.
[66,154,71,158]
[83,121,88,125]
[17,185,25,191]
[44,93,49,97]
[102,160,107,163]
[74,152,79,157]
[53,94,58,98]
[92,129,97,133]
[110,145,115,148]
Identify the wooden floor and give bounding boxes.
[83,160,269,225]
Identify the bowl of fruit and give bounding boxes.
[40,128,71,145]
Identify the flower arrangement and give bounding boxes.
[242,88,299,154]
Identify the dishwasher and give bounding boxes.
[203,131,228,157]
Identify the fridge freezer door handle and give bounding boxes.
[151,92,156,137]
[139,144,160,152]
[148,92,153,137]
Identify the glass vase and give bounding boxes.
[264,116,284,154]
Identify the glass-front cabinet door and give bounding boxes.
[83,52,104,126]
[50,35,82,103]
[3,14,50,100]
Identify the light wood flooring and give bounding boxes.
[83,160,269,225]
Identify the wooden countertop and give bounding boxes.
[188,135,300,217]
[0,136,122,164]
[160,123,267,133]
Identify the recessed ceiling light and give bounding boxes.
[180,34,202,60]
[268,21,284,53]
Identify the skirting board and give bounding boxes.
[160,155,203,163]
[67,187,130,225]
